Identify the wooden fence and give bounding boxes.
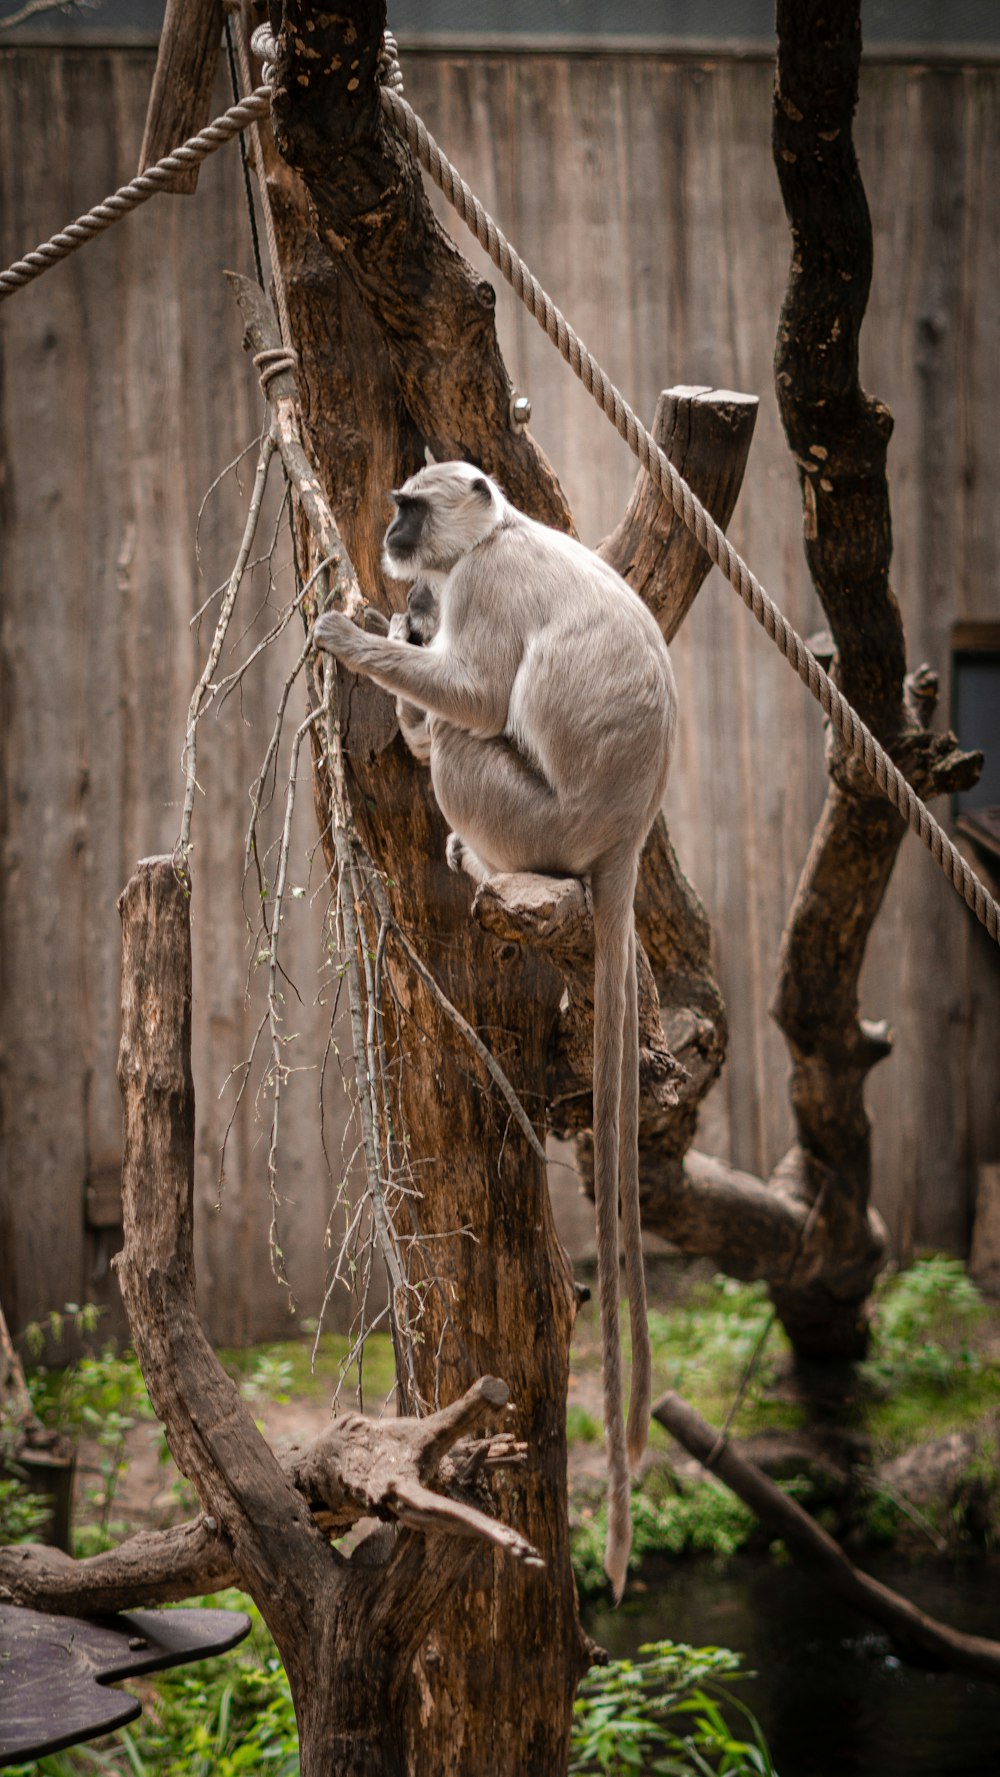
[1,42,997,1342]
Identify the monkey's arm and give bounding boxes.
[313,610,504,733]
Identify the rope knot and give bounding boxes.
[378,30,404,94]
[253,346,299,394]
[250,23,279,83]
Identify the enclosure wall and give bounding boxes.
[1,43,997,1341]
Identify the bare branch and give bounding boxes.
[178,434,275,856]
[226,272,364,621]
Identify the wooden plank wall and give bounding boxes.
[1,46,997,1343]
[0,48,363,1345]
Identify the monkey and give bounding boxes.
[312,461,677,1600]
[386,578,440,763]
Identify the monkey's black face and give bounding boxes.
[384,494,428,568]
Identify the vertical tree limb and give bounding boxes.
[769,0,979,1354]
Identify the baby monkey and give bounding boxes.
[313,461,677,1598]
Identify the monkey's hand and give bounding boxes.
[311,608,365,659]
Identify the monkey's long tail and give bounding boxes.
[620,921,651,1469]
[592,857,641,1603]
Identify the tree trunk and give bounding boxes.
[260,7,590,1766]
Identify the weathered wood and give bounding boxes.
[653,1391,1000,1684]
[264,11,591,1767]
[137,0,225,194]
[0,1518,239,1615]
[111,855,551,1776]
[0,1604,251,1765]
[599,385,758,643]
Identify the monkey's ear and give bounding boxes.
[471,477,492,499]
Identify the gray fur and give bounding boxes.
[313,461,677,1600]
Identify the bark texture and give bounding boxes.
[260,9,589,1768]
[768,0,980,1354]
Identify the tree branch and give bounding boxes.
[598,386,758,644]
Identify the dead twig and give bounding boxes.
[178,433,275,858]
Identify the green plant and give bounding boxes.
[21,1307,157,1554]
[240,1350,296,1407]
[863,1256,986,1393]
[567,1404,602,1444]
[0,1474,51,1545]
[646,1279,783,1422]
[571,1481,756,1597]
[569,1639,777,1776]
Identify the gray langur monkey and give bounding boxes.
[312,461,677,1600]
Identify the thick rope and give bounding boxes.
[380,83,1000,948]
[0,90,272,301]
[0,48,994,945]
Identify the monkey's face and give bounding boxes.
[382,462,503,581]
[383,494,430,575]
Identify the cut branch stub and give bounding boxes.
[0,1386,537,1622]
[288,1378,542,1568]
[599,386,758,644]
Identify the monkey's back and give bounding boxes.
[441,513,677,876]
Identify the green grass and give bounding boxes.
[858,1256,1000,1455]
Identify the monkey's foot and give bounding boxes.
[446,833,490,885]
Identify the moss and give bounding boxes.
[216,1330,397,1406]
